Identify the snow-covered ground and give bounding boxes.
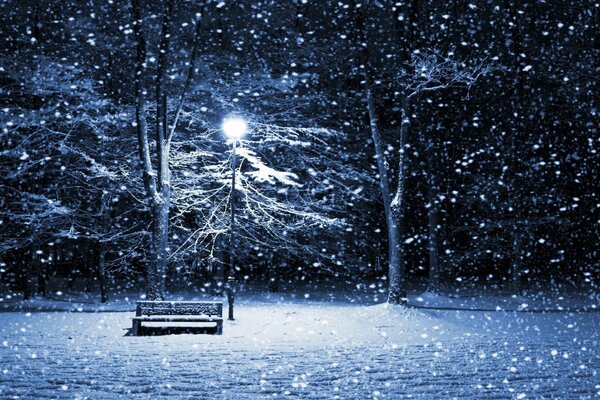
[1,293,598,399]
[411,290,599,312]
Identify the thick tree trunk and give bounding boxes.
[354,1,407,305]
[148,199,169,300]
[150,0,174,301]
[366,89,405,304]
[130,0,167,300]
[388,0,418,303]
[388,98,412,304]
[131,0,204,300]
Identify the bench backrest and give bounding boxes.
[136,301,223,317]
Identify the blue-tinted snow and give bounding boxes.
[1,294,598,399]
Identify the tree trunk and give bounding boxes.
[427,179,441,294]
[130,0,205,300]
[268,269,279,293]
[84,248,93,293]
[98,246,108,303]
[506,0,526,296]
[512,233,523,294]
[130,0,164,300]
[67,271,75,290]
[388,98,412,304]
[22,252,32,300]
[366,89,405,304]
[130,3,154,187]
[354,0,406,305]
[37,263,46,297]
[426,139,441,294]
[388,0,418,303]
[146,0,174,301]
[148,199,169,300]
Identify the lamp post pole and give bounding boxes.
[226,139,237,321]
[222,115,247,322]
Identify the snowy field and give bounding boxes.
[1,294,599,399]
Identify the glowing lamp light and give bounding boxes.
[222,116,248,140]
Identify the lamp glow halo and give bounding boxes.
[222,116,248,140]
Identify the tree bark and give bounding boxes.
[131,0,163,300]
[84,247,94,293]
[22,251,32,300]
[130,0,218,300]
[388,97,411,303]
[506,0,526,295]
[152,1,175,300]
[366,89,404,304]
[268,269,280,293]
[388,0,419,302]
[37,263,46,296]
[98,246,108,303]
[353,2,406,304]
[512,233,523,294]
[130,0,156,199]
[426,173,441,293]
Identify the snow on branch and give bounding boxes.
[167,118,358,262]
[237,147,302,187]
[399,50,498,98]
[249,121,335,147]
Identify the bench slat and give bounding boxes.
[136,301,223,317]
[133,316,223,322]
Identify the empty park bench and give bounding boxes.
[132,301,223,336]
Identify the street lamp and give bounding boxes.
[221,116,248,321]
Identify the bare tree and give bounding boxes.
[129,0,207,300]
[354,0,495,303]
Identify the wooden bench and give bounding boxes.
[132,301,223,336]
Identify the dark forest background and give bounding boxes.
[0,0,597,301]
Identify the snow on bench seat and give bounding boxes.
[132,315,222,322]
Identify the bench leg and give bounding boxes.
[132,320,140,336]
[216,321,223,335]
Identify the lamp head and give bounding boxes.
[222,116,248,140]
